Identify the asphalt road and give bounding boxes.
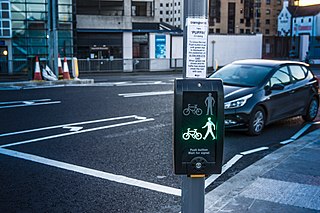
[0,76,319,212]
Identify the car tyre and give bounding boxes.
[247,106,265,136]
[302,97,319,122]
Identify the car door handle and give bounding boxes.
[289,90,295,94]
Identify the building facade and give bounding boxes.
[278,2,320,60]
[1,0,74,74]
[159,0,184,29]
[209,0,283,35]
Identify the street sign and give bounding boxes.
[174,79,224,176]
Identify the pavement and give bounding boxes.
[1,70,320,212]
[205,128,320,212]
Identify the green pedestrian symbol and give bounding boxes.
[202,117,216,140]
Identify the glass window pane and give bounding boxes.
[12,11,27,20]
[12,21,25,29]
[27,4,46,12]
[2,11,9,18]
[290,65,306,81]
[3,21,10,28]
[59,5,72,13]
[28,0,47,3]
[3,29,11,36]
[59,13,71,21]
[27,12,47,20]
[1,2,9,10]
[59,0,72,4]
[12,3,26,12]
[270,66,290,86]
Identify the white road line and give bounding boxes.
[0,115,140,137]
[0,101,61,109]
[0,148,181,196]
[240,147,269,155]
[119,91,173,98]
[0,118,154,148]
[205,154,243,188]
[0,99,51,105]
[280,139,295,145]
[117,82,170,87]
[290,123,312,140]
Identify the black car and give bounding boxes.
[209,59,319,135]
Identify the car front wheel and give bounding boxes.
[247,106,265,136]
[302,97,319,122]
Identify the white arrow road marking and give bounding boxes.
[0,117,154,148]
[22,101,35,105]
[0,99,61,109]
[63,126,83,132]
[0,115,141,138]
[0,99,51,105]
[0,148,181,196]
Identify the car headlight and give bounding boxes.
[225,94,253,109]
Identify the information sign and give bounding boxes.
[186,18,208,79]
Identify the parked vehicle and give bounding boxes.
[209,59,319,135]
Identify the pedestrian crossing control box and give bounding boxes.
[173,79,224,175]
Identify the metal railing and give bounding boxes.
[0,58,184,74]
[77,58,183,73]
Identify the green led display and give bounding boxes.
[173,79,224,175]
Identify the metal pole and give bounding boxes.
[52,0,59,77]
[48,0,53,69]
[183,0,208,78]
[182,0,208,212]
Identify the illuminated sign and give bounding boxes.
[173,79,224,175]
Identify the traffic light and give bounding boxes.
[173,79,224,176]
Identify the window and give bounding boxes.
[265,29,270,34]
[240,29,244,33]
[216,28,220,33]
[160,11,163,14]
[240,19,244,24]
[266,0,270,4]
[256,19,260,28]
[290,65,306,81]
[0,1,11,38]
[160,3,163,7]
[266,9,271,15]
[269,66,291,87]
[266,19,270,24]
[309,18,311,22]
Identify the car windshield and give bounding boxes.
[210,64,272,87]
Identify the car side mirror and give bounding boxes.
[271,83,285,90]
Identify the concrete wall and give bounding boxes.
[123,32,133,71]
[77,15,132,29]
[170,34,263,67]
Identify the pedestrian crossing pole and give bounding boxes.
[182,0,208,212]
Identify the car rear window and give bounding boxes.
[209,64,272,87]
[289,65,306,81]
